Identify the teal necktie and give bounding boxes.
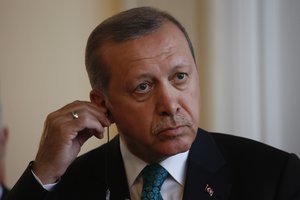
[141,164,168,200]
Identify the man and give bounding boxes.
[6,7,300,200]
[0,101,9,200]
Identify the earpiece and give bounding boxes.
[105,110,111,200]
[107,110,111,118]
[106,109,114,124]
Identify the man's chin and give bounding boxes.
[139,141,191,163]
[156,138,192,157]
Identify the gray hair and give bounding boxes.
[85,6,195,92]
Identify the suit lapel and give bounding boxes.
[183,129,231,200]
[89,136,131,200]
[107,136,131,199]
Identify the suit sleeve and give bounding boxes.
[276,153,300,200]
[5,163,49,200]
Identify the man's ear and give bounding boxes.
[90,89,114,123]
[90,89,109,110]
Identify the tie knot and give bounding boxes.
[141,164,168,200]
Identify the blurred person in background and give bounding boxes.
[0,100,9,200]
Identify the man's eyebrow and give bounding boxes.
[134,73,154,80]
[169,63,191,73]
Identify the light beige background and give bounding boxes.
[0,0,123,187]
[1,0,300,188]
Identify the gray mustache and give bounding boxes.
[152,114,193,135]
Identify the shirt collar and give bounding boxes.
[120,136,189,188]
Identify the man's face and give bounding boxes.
[102,21,200,163]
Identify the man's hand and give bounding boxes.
[33,101,111,184]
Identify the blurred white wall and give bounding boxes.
[207,0,300,157]
[278,0,300,157]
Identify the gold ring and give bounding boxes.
[71,111,79,119]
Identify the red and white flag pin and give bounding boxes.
[205,184,214,197]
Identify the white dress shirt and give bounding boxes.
[120,136,189,200]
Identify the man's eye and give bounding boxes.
[174,72,188,82]
[176,73,186,80]
[135,82,151,93]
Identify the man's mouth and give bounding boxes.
[156,125,186,138]
[152,114,193,136]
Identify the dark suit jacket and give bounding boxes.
[6,128,300,200]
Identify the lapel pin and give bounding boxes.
[205,184,214,197]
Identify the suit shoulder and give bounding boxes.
[205,132,300,198]
[210,132,298,171]
[212,132,288,156]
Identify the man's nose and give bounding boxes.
[156,83,180,116]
